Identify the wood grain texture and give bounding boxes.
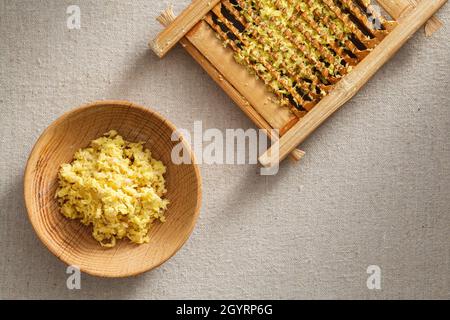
[424,15,444,36]
[150,0,221,57]
[377,0,413,18]
[24,101,202,277]
[378,0,444,36]
[259,0,448,168]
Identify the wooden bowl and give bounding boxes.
[24,101,201,277]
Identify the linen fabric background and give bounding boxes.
[0,0,449,299]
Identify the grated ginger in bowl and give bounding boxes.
[56,130,169,248]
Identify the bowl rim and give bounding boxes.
[23,100,202,278]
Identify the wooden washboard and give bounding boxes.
[150,0,447,167]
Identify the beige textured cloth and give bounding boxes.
[0,0,449,299]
